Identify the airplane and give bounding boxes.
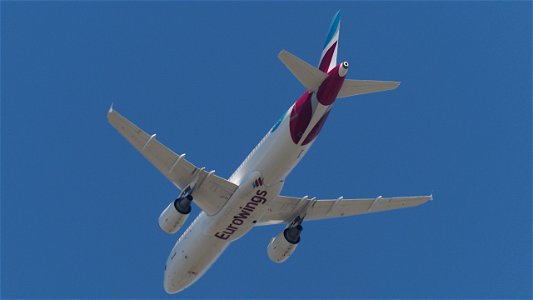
[107,11,431,294]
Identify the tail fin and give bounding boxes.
[279,11,401,99]
[318,10,341,73]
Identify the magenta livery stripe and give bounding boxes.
[319,41,337,72]
[302,110,331,145]
[289,92,313,144]
[316,65,345,106]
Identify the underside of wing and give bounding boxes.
[257,195,432,225]
[107,106,238,215]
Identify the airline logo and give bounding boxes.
[252,177,264,188]
[214,190,268,240]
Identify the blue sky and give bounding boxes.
[2,2,531,299]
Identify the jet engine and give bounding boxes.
[158,195,192,234]
[267,225,302,263]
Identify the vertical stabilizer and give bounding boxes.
[318,10,341,73]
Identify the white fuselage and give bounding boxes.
[163,92,331,293]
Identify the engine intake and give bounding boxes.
[267,226,302,263]
[158,197,191,234]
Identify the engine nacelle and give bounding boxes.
[267,228,300,263]
[158,199,190,234]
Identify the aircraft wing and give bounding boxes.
[257,195,432,225]
[107,107,238,216]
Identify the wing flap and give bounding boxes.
[107,107,238,215]
[146,141,198,188]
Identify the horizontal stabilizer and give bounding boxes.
[338,80,400,98]
[278,50,327,92]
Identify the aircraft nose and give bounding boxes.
[164,269,175,294]
[164,264,197,294]
[164,271,182,294]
